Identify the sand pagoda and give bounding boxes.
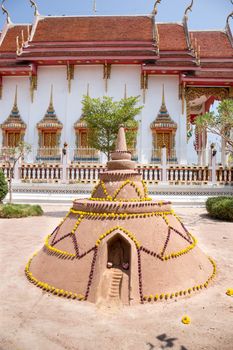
[25,126,216,305]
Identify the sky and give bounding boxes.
[0,0,232,31]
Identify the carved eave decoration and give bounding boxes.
[151,86,177,131]
[1,87,26,131]
[141,72,148,104]
[67,63,74,93]
[103,62,111,93]
[30,74,37,102]
[185,87,230,104]
[37,86,62,130]
[185,87,230,141]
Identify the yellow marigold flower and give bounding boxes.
[226,288,233,296]
[181,315,191,325]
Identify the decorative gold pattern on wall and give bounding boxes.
[103,63,111,93]
[30,75,37,103]
[67,63,74,93]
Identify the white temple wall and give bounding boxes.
[0,65,189,164]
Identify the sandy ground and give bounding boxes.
[0,205,232,350]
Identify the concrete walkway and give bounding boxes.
[0,206,233,350]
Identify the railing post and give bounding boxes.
[161,146,167,183]
[211,148,217,185]
[61,143,68,184]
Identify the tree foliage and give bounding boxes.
[81,95,143,160]
[0,170,8,202]
[195,99,233,153]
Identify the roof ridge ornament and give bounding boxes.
[152,0,162,16]
[29,0,40,16]
[151,1,161,55]
[226,11,233,27]
[1,0,12,24]
[184,0,194,18]
[93,0,97,15]
[225,1,233,48]
[183,0,195,51]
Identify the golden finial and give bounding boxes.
[124,84,127,99]
[29,0,40,16]
[87,83,90,97]
[49,85,54,110]
[162,84,165,106]
[184,0,194,17]
[1,0,12,24]
[152,0,161,16]
[14,85,18,108]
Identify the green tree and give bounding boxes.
[81,95,143,160]
[195,99,233,153]
[0,170,8,203]
[3,142,31,203]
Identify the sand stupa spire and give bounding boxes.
[116,125,127,152]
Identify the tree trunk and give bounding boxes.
[9,167,14,204]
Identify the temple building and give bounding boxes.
[0,1,232,166]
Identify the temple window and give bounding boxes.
[0,86,26,155]
[74,116,99,162]
[150,86,177,163]
[36,86,62,162]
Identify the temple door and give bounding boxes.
[156,132,171,158]
[42,131,57,155]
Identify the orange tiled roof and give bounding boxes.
[190,31,233,58]
[32,16,153,42]
[0,25,29,52]
[157,23,187,51]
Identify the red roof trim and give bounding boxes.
[16,55,159,62]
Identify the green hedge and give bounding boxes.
[0,170,8,202]
[0,203,43,218]
[206,196,233,222]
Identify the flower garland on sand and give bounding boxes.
[25,252,84,301]
[45,209,196,260]
[143,257,216,303]
[95,225,141,249]
[90,180,152,202]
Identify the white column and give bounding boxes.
[161,146,167,182]
[211,149,217,185]
[61,145,68,183]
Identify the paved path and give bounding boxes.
[0,206,233,350]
